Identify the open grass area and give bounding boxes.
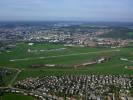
[128,32,133,36]
[4,69,17,86]
[0,43,133,81]
[0,68,17,86]
[0,43,112,68]
[0,43,118,67]
[0,93,34,100]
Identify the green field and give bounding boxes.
[1,93,34,100]
[128,32,133,36]
[0,43,133,81]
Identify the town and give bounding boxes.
[12,75,133,100]
[0,22,133,100]
[0,23,133,53]
[0,0,133,99]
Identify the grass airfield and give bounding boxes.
[0,42,133,81]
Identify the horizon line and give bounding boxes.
[0,20,133,23]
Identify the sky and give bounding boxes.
[0,0,133,22]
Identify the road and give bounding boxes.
[1,67,22,88]
[8,69,21,88]
[0,67,61,100]
[85,77,88,100]
[0,87,59,100]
